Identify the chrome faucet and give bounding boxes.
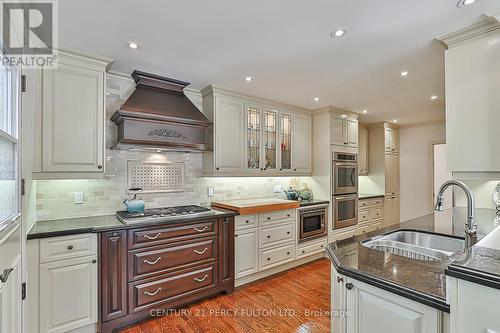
[435,180,477,248]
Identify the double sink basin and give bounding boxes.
[362,230,465,262]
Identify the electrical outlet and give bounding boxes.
[273,185,283,193]
[74,192,84,204]
[207,187,214,197]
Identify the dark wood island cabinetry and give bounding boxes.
[99,216,235,333]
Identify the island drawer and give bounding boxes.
[128,237,217,281]
[128,220,216,249]
[129,264,215,313]
[369,208,383,221]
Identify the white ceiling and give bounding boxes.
[59,0,500,125]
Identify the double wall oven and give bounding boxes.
[332,151,358,229]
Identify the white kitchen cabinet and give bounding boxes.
[344,277,441,333]
[202,85,312,176]
[39,256,98,333]
[27,234,98,333]
[0,224,22,333]
[331,265,346,333]
[291,112,312,173]
[331,113,358,148]
[385,154,400,196]
[447,276,500,333]
[440,22,500,173]
[384,195,400,227]
[358,124,368,175]
[202,94,245,175]
[235,229,258,279]
[32,51,112,179]
[384,127,399,155]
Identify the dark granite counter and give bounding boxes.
[299,199,329,207]
[326,207,499,311]
[27,209,238,240]
[358,193,385,200]
[446,215,500,290]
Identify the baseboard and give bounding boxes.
[235,253,326,287]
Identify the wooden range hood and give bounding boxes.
[111,70,212,152]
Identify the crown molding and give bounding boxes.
[436,14,500,49]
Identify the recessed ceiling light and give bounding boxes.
[393,119,398,123]
[341,114,347,118]
[400,71,409,77]
[457,0,477,7]
[126,41,140,49]
[362,110,368,114]
[314,97,319,102]
[431,95,439,100]
[245,76,253,82]
[330,29,347,38]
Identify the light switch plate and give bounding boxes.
[74,192,84,204]
[273,185,283,193]
[207,187,214,197]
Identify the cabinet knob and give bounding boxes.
[286,252,290,255]
[267,258,271,261]
[267,217,271,220]
[302,250,306,254]
[286,231,290,235]
[294,168,297,171]
[337,276,343,283]
[67,245,74,250]
[112,232,118,237]
[286,214,290,217]
[346,283,353,290]
[280,168,283,171]
[216,167,220,171]
[91,259,97,264]
[235,234,238,238]
[97,165,103,170]
[267,235,271,239]
[246,220,250,224]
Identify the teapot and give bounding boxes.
[123,188,145,213]
[284,187,299,200]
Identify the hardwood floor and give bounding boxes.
[119,258,331,333]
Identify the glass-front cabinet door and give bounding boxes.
[246,105,261,171]
[263,108,278,171]
[280,113,292,172]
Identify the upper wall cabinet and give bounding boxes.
[30,50,112,179]
[331,113,358,148]
[358,124,368,175]
[201,86,312,176]
[439,19,500,174]
[384,127,399,155]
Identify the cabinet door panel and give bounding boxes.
[358,126,368,175]
[292,113,312,173]
[346,278,439,333]
[41,64,104,172]
[214,97,245,173]
[39,256,97,333]
[331,116,345,146]
[235,229,258,278]
[346,119,358,147]
[385,154,399,195]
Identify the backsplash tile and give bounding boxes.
[36,143,311,221]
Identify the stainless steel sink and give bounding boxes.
[361,230,465,261]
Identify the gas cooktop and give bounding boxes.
[116,205,216,224]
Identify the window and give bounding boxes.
[0,58,20,225]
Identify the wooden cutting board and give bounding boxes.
[211,198,300,215]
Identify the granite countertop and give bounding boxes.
[298,199,330,207]
[27,208,238,240]
[358,193,385,200]
[446,213,500,290]
[326,207,499,312]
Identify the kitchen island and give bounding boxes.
[326,207,499,333]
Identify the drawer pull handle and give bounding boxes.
[193,226,208,233]
[194,248,208,255]
[267,217,271,220]
[143,233,161,240]
[67,245,74,250]
[286,231,290,235]
[286,214,290,217]
[194,274,208,282]
[267,235,271,239]
[267,258,271,261]
[144,287,162,296]
[302,250,306,254]
[143,257,162,265]
[286,252,290,255]
[246,220,250,223]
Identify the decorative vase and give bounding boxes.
[299,183,313,201]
